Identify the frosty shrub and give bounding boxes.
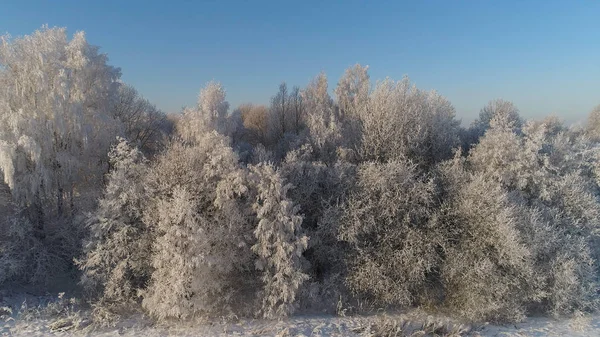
[0,208,45,285]
[433,157,537,322]
[338,160,440,308]
[516,202,598,318]
[248,163,309,319]
[77,138,151,310]
[141,133,255,320]
[465,114,600,318]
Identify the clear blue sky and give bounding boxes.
[2,0,599,123]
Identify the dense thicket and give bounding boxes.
[2,27,600,323]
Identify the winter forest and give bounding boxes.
[2,26,600,334]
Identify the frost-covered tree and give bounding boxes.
[0,26,122,284]
[465,114,600,318]
[112,85,169,155]
[141,133,255,320]
[335,64,370,150]
[432,157,537,321]
[359,77,460,165]
[335,64,370,120]
[465,99,522,147]
[301,73,342,162]
[248,163,309,319]
[0,26,121,215]
[270,82,291,138]
[280,145,356,310]
[178,81,230,142]
[78,138,151,309]
[338,160,439,307]
[585,104,600,142]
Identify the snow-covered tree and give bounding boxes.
[178,81,230,142]
[112,85,170,155]
[0,26,121,215]
[280,145,356,311]
[338,160,439,307]
[466,99,522,147]
[335,64,370,120]
[78,138,151,309]
[465,114,600,317]
[302,73,342,162]
[585,104,600,142]
[142,133,255,320]
[359,77,460,165]
[335,64,370,151]
[433,157,537,321]
[0,26,122,284]
[248,163,309,319]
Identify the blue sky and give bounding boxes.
[2,0,599,123]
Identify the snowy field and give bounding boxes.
[3,313,600,336]
[2,294,599,337]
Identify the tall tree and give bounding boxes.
[178,81,230,142]
[270,82,290,137]
[290,86,304,134]
[0,26,122,285]
[335,64,370,119]
[0,26,121,229]
[301,73,341,162]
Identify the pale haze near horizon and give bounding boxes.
[2,0,599,125]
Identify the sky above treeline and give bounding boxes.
[2,0,599,124]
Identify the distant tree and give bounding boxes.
[178,81,229,142]
[269,82,291,138]
[302,73,342,162]
[466,99,522,147]
[585,104,600,142]
[335,64,370,119]
[112,85,169,155]
[239,103,269,145]
[290,86,304,134]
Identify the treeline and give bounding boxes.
[2,26,600,324]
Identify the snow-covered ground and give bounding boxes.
[2,292,599,336]
[2,308,600,336]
